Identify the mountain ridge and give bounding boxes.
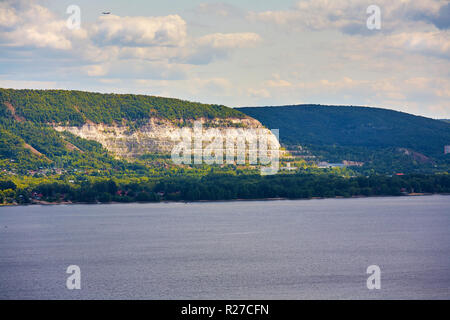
[1,89,449,173]
[237,104,450,158]
[0,88,270,167]
[0,88,247,127]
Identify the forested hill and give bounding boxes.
[0,88,245,126]
[0,88,248,172]
[237,105,450,158]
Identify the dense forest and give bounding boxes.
[0,88,247,172]
[1,173,449,205]
[237,105,450,156]
[238,105,450,155]
[238,105,450,173]
[0,115,127,172]
[0,88,245,126]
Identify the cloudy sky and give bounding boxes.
[0,0,449,118]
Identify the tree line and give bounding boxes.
[2,173,449,205]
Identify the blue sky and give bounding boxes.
[0,0,449,118]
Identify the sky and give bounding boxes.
[0,0,449,118]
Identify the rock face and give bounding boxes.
[53,117,280,159]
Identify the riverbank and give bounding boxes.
[2,192,447,207]
[2,172,449,208]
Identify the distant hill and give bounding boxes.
[0,88,249,170]
[1,89,449,174]
[0,88,245,127]
[238,105,450,173]
[237,105,450,157]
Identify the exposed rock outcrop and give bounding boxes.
[53,117,280,159]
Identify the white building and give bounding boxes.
[281,163,297,171]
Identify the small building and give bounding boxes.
[281,163,297,171]
[342,160,364,167]
[318,162,346,168]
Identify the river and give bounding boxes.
[0,196,449,299]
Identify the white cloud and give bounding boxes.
[86,32,261,65]
[245,75,450,117]
[0,1,448,118]
[0,0,86,50]
[82,64,109,77]
[194,3,243,17]
[248,0,448,34]
[116,46,183,61]
[192,77,233,92]
[90,14,187,47]
[0,79,58,89]
[265,74,292,88]
[196,32,261,49]
[387,31,450,59]
[0,1,263,79]
[185,32,261,64]
[247,88,271,99]
[0,1,20,27]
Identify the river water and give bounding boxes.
[0,196,449,299]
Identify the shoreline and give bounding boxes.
[2,192,448,207]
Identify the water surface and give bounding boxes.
[0,196,449,299]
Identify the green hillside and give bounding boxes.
[238,105,450,155]
[238,105,450,173]
[0,88,246,172]
[1,90,449,174]
[1,91,449,205]
[0,88,245,126]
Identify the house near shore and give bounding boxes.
[318,160,364,168]
[280,163,297,171]
[317,162,346,168]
